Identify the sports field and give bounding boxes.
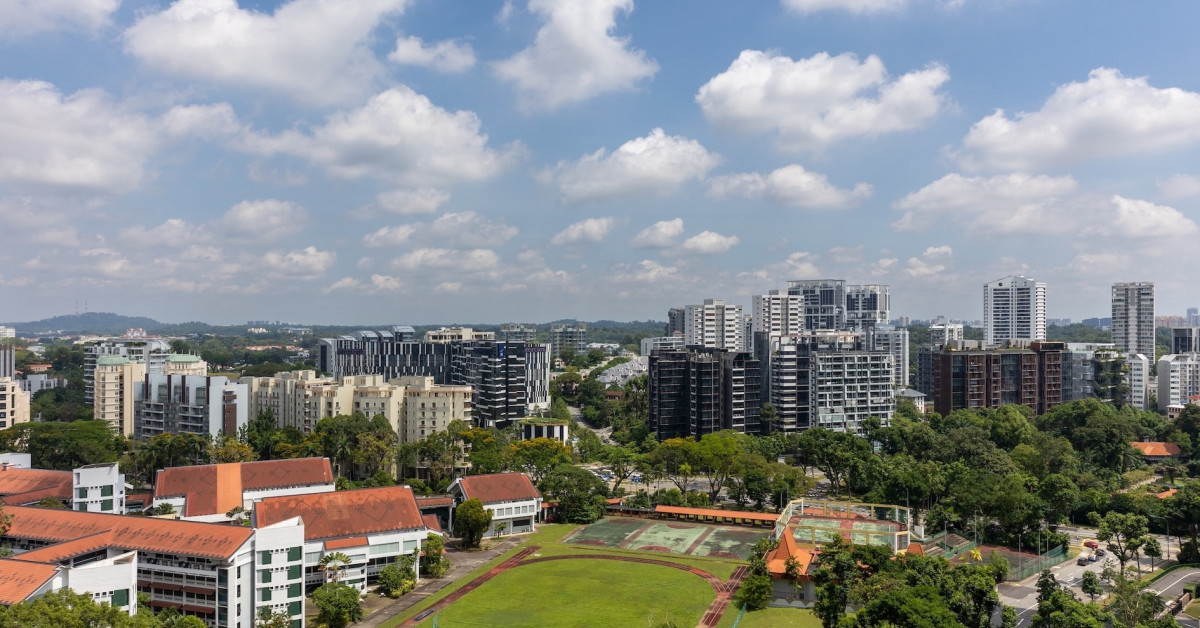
[788,515,903,547]
[563,517,768,560]
[416,559,714,627]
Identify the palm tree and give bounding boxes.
[318,552,352,584]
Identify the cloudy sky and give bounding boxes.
[2,0,1200,325]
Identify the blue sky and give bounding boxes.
[2,0,1200,325]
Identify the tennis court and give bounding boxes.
[788,515,905,547]
[563,517,768,560]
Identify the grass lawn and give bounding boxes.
[1185,600,1199,617]
[715,607,822,628]
[415,559,714,628]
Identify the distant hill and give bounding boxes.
[5,312,164,335]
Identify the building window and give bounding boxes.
[101,499,113,511]
[287,601,302,616]
[76,488,88,499]
[260,570,272,584]
[260,551,272,565]
[288,565,301,579]
[101,485,113,497]
[288,583,301,597]
[288,546,302,562]
[260,589,271,602]
[112,589,129,607]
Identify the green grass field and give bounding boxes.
[416,559,714,627]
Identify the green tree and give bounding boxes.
[0,589,137,628]
[312,582,363,628]
[455,498,493,548]
[376,555,417,597]
[695,431,745,503]
[209,435,258,463]
[255,608,292,628]
[1089,511,1149,574]
[796,428,871,498]
[507,438,572,484]
[539,463,609,524]
[735,573,773,611]
[646,438,700,493]
[421,533,450,577]
[318,551,353,584]
[1080,570,1103,603]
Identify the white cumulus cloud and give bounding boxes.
[1159,175,1200,200]
[376,188,451,215]
[1108,195,1198,238]
[549,128,720,204]
[394,248,500,273]
[244,86,517,186]
[389,35,476,72]
[0,0,119,37]
[681,231,739,255]
[362,225,417,247]
[707,164,873,209]
[123,0,407,106]
[493,0,658,111]
[893,172,1078,233]
[218,199,307,240]
[262,246,336,279]
[696,50,949,151]
[551,217,615,245]
[630,218,684,248]
[959,68,1200,171]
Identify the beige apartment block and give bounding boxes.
[423,327,495,343]
[163,353,208,376]
[0,377,30,429]
[93,357,145,437]
[398,376,472,443]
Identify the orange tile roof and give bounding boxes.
[422,514,442,533]
[4,506,253,560]
[415,495,453,508]
[0,468,72,505]
[154,458,334,517]
[15,531,116,564]
[766,531,814,578]
[0,559,57,605]
[324,536,369,550]
[455,473,541,505]
[654,505,779,522]
[255,485,425,541]
[1157,488,1178,499]
[1131,442,1182,457]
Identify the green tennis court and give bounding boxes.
[563,517,768,560]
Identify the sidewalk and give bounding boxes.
[354,536,527,628]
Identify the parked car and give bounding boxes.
[1095,548,1106,557]
[1088,554,1099,562]
[1084,540,1099,549]
[1077,557,1090,566]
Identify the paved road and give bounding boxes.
[1148,567,1200,600]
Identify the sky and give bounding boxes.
[2,0,1200,325]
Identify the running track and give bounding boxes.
[399,546,749,628]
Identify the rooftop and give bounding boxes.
[0,559,57,605]
[766,531,814,579]
[1130,442,1182,457]
[3,506,254,560]
[454,473,542,505]
[154,458,334,517]
[255,485,425,541]
[0,467,72,505]
[166,354,202,363]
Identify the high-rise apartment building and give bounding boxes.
[549,323,588,359]
[1111,282,1155,355]
[752,291,805,337]
[915,320,965,395]
[450,341,528,428]
[1127,353,1151,410]
[1158,353,1200,411]
[765,332,894,435]
[93,356,147,437]
[845,284,891,333]
[84,336,171,403]
[983,276,1047,345]
[666,307,686,337]
[786,280,846,330]
[648,348,760,439]
[424,327,494,343]
[525,343,551,412]
[135,372,248,439]
[0,346,13,379]
[872,326,909,388]
[1189,308,1200,327]
[931,341,1064,416]
[499,323,537,342]
[0,377,30,430]
[0,325,14,339]
[683,299,744,351]
[1172,328,1200,354]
